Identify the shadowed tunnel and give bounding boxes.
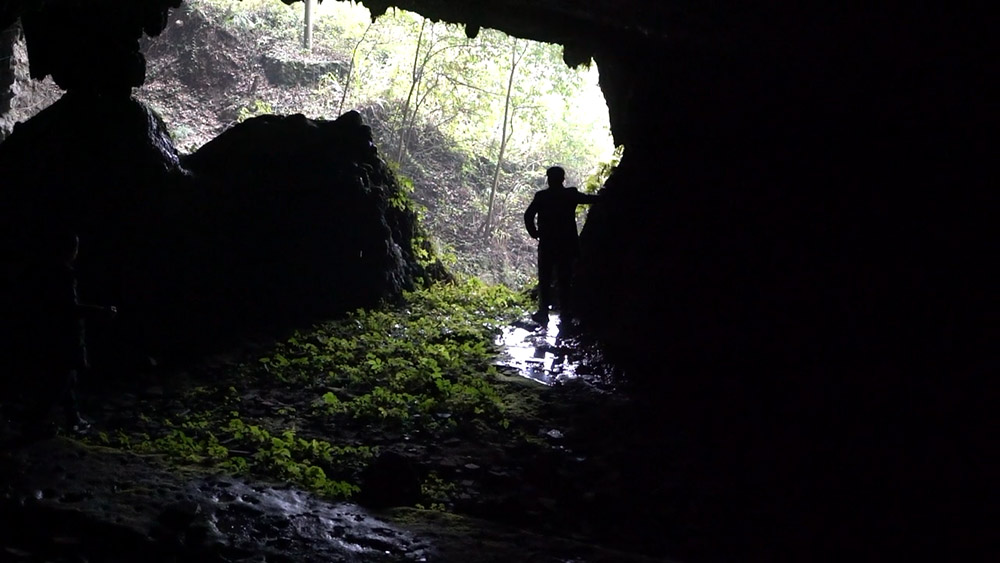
[0,1,995,561]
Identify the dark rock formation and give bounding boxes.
[0,1,994,560]
[0,96,439,371]
[13,0,182,94]
[576,33,997,378]
[1,1,443,380]
[0,92,183,276]
[180,109,432,324]
[1,0,989,379]
[219,0,994,380]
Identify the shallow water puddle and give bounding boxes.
[495,313,611,386]
[495,314,575,385]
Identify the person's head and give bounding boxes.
[545,166,566,188]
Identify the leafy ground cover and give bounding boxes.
[86,280,537,504]
[73,279,689,558]
[3,279,710,560]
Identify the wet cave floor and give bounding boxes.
[0,311,724,563]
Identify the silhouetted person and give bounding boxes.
[23,232,116,437]
[524,166,600,324]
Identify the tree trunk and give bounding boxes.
[302,0,313,51]
[337,21,375,116]
[481,40,520,240]
[395,18,427,168]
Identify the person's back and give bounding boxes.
[530,187,592,250]
[524,167,601,323]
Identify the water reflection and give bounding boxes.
[495,313,614,387]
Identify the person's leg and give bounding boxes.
[556,256,575,319]
[61,369,88,430]
[536,245,555,321]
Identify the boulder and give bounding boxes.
[0,94,441,375]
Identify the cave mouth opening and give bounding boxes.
[133,0,618,288]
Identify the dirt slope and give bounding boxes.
[138,4,345,153]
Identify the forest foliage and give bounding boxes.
[165,0,619,285]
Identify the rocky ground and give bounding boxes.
[0,311,685,563]
[3,288,978,563]
[0,437,668,563]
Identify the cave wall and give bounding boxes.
[0,0,995,376]
[573,15,995,559]
[13,0,181,93]
[327,0,998,375]
[0,95,436,371]
[0,0,442,371]
[0,3,993,559]
[577,11,997,375]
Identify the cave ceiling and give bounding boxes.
[2,1,965,73]
[0,1,987,126]
[0,0,702,42]
[0,0,731,95]
[342,0,722,46]
[0,0,771,64]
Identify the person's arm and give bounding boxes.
[571,188,601,204]
[68,277,116,319]
[524,196,540,239]
[76,302,115,319]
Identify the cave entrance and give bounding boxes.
[134,0,617,288]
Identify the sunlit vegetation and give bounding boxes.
[145,0,619,285]
[88,281,534,504]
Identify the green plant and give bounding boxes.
[583,144,624,194]
[418,471,457,510]
[86,281,529,505]
[237,99,274,122]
